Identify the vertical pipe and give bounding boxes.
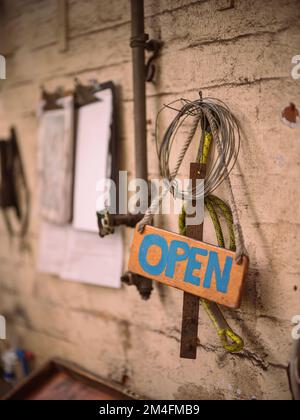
[130,0,148,182]
[130,0,153,300]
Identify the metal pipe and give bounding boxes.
[130,0,148,181]
[130,0,153,300]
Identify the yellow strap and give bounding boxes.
[200,132,213,164]
[218,329,244,353]
[201,298,244,353]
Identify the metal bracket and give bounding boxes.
[98,210,153,300]
[97,211,143,238]
[74,78,103,107]
[41,86,65,111]
[130,35,163,83]
[122,272,153,300]
[145,39,163,83]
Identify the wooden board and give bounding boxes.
[129,225,249,309]
[3,359,136,401]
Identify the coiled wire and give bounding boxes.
[156,96,241,199]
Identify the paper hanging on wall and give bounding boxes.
[37,222,68,276]
[37,222,123,289]
[73,88,113,233]
[37,96,74,224]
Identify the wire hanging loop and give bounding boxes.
[138,95,248,264]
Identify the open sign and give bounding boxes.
[129,226,248,308]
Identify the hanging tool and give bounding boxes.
[0,127,30,238]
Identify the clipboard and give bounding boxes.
[72,80,119,233]
[38,88,75,224]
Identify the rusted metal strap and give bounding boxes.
[180,162,206,359]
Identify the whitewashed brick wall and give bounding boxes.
[0,0,299,400]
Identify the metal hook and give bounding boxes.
[145,39,163,83]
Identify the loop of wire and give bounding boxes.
[156,97,241,200]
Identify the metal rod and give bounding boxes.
[180,163,206,359]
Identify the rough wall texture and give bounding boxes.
[0,0,300,400]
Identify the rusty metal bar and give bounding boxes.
[180,163,206,359]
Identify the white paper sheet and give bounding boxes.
[37,222,68,275]
[37,222,123,289]
[61,228,123,288]
[37,96,74,224]
[73,89,113,233]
